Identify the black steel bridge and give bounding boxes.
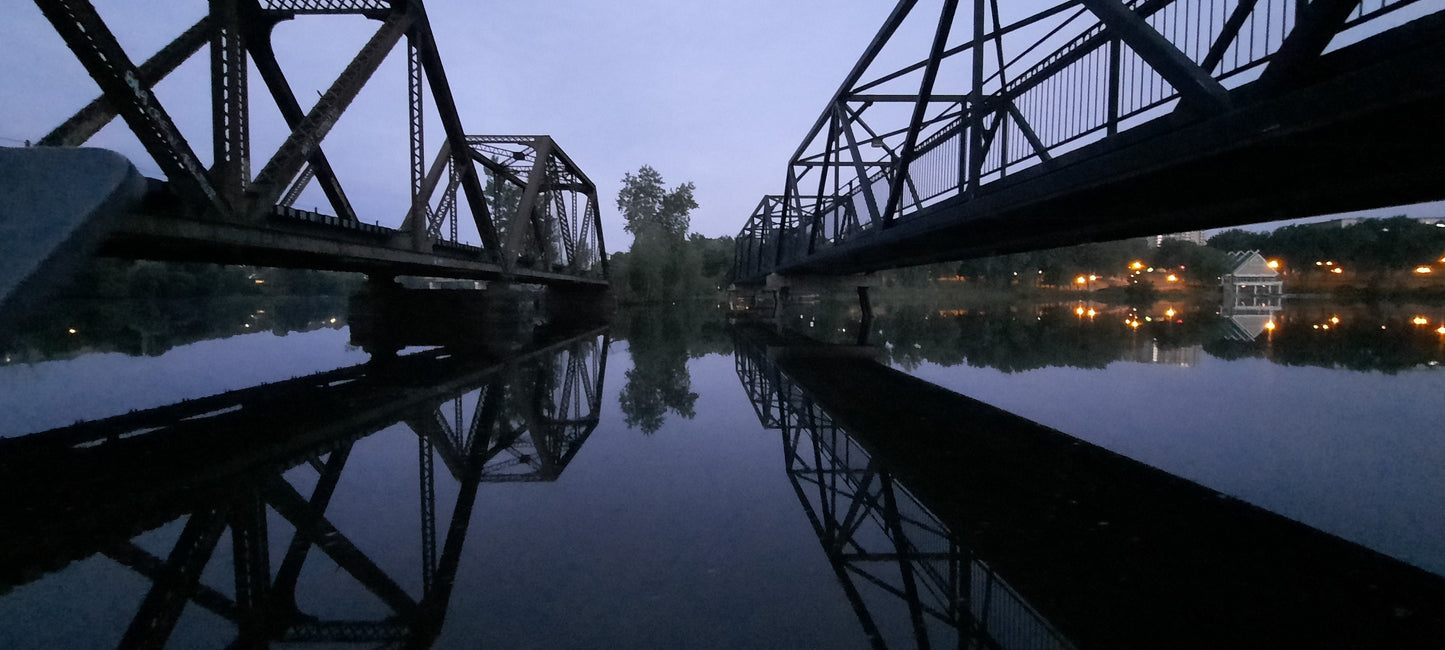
[11,0,607,301]
[734,0,1445,284]
[0,323,609,648]
[732,324,1445,649]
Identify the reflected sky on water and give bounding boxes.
[0,293,1443,648]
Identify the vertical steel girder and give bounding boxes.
[230,485,272,645]
[39,15,214,148]
[419,436,437,593]
[408,32,427,246]
[507,137,556,270]
[34,0,226,215]
[211,0,251,208]
[249,8,415,218]
[408,4,500,253]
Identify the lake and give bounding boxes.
[1,290,1442,648]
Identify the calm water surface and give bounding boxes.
[0,292,1442,648]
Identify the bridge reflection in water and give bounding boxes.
[0,324,608,648]
[733,324,1445,650]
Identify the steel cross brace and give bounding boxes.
[34,0,227,215]
[245,3,360,222]
[39,15,214,148]
[249,7,414,218]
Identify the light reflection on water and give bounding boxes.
[0,294,1442,648]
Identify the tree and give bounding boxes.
[614,165,701,302]
[617,165,697,239]
[484,165,522,243]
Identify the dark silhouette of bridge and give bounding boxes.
[11,0,606,302]
[732,323,1445,649]
[733,0,1445,284]
[0,323,608,648]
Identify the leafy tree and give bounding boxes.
[485,166,523,245]
[613,165,702,302]
[617,165,697,239]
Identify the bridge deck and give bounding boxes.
[103,193,608,288]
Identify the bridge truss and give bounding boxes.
[734,337,1074,649]
[30,0,606,285]
[735,0,1445,282]
[0,328,609,647]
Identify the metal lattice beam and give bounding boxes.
[35,0,226,214]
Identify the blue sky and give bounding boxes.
[2,1,1440,250]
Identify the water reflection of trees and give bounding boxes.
[0,295,349,363]
[612,305,732,433]
[796,299,1445,374]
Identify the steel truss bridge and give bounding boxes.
[734,0,1445,284]
[732,324,1445,649]
[0,325,608,648]
[27,0,607,287]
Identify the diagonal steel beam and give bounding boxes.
[505,137,554,270]
[1006,101,1051,162]
[35,0,226,214]
[119,506,229,650]
[39,15,214,148]
[245,13,360,222]
[272,444,352,609]
[264,476,418,617]
[882,0,957,226]
[104,541,238,622]
[1201,0,1260,74]
[249,8,413,218]
[838,106,883,226]
[1256,0,1360,91]
[401,141,452,240]
[1079,0,1230,112]
[410,5,500,253]
[789,0,920,165]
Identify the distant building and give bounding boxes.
[1222,250,1282,297]
[1148,230,1206,247]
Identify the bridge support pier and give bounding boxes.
[544,285,615,327]
[349,281,613,358]
[732,274,878,340]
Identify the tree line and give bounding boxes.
[1208,216,1445,272]
[608,165,733,303]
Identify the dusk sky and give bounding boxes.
[1,1,904,251]
[2,1,1439,251]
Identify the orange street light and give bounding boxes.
[1415,266,1433,274]
[1266,259,1280,269]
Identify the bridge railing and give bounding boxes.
[733,0,1434,282]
